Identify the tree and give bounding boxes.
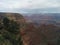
[0,17,23,45]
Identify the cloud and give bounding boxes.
[0,0,29,10]
[0,0,60,13]
[28,0,60,9]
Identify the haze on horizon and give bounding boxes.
[0,0,60,14]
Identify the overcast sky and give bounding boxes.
[0,0,60,13]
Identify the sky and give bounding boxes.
[0,0,60,13]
